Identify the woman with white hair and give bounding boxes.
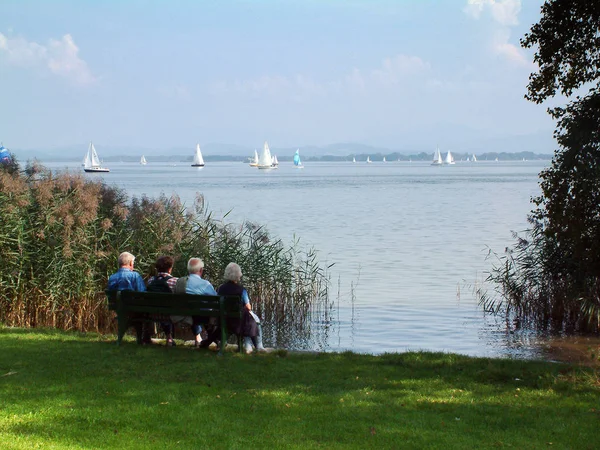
[217,262,266,354]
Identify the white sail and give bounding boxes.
[352,157,356,163]
[258,141,273,169]
[140,155,147,165]
[444,151,455,165]
[192,144,205,166]
[431,147,443,165]
[366,156,372,163]
[249,149,259,166]
[90,143,102,167]
[83,142,109,172]
[472,154,477,162]
[271,154,279,166]
[466,156,470,162]
[383,156,386,162]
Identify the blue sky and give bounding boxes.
[0,0,554,153]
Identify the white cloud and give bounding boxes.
[211,54,430,99]
[493,29,529,66]
[464,0,521,26]
[158,83,191,101]
[0,32,95,85]
[369,55,430,86]
[464,0,526,65]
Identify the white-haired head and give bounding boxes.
[187,257,205,274]
[118,252,135,267]
[223,262,242,283]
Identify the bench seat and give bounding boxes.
[106,290,243,354]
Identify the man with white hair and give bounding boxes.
[107,251,149,343]
[177,257,218,348]
[107,252,146,292]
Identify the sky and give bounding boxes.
[0,0,556,153]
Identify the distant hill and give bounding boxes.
[7,135,556,163]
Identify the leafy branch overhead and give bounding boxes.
[485,0,600,333]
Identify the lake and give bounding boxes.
[46,159,548,358]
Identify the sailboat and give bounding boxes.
[431,147,443,166]
[140,155,147,165]
[444,151,455,165]
[366,156,372,163]
[352,157,356,163]
[249,149,259,167]
[191,144,205,167]
[83,142,110,173]
[383,156,387,163]
[472,154,477,162]
[293,149,304,169]
[271,154,279,167]
[258,141,273,170]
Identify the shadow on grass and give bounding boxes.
[0,328,598,449]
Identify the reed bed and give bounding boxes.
[480,219,600,334]
[0,159,332,346]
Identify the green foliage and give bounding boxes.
[486,1,600,332]
[0,160,331,344]
[0,328,598,449]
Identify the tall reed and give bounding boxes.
[480,218,600,334]
[0,160,332,347]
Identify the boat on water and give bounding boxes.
[140,155,147,165]
[293,149,304,169]
[472,154,477,162]
[258,141,274,170]
[366,156,372,163]
[431,147,443,166]
[383,156,387,163]
[249,149,259,167]
[271,154,279,167]
[352,157,356,163]
[191,144,205,167]
[83,142,110,173]
[444,151,455,165]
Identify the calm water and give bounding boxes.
[47,159,548,358]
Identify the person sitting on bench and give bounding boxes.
[217,262,266,354]
[146,255,178,347]
[107,251,149,344]
[175,257,217,348]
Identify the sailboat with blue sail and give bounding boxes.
[293,149,304,169]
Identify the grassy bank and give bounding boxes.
[0,328,598,449]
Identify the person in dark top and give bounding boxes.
[217,262,266,354]
[146,255,178,346]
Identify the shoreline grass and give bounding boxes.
[0,327,598,449]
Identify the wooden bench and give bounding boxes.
[106,290,243,354]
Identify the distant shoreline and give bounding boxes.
[25,151,553,164]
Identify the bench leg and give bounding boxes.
[117,315,128,345]
[219,316,227,356]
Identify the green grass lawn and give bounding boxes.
[0,327,598,449]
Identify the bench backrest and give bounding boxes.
[106,290,242,318]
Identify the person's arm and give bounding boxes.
[206,283,217,296]
[136,273,147,292]
[241,289,252,310]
